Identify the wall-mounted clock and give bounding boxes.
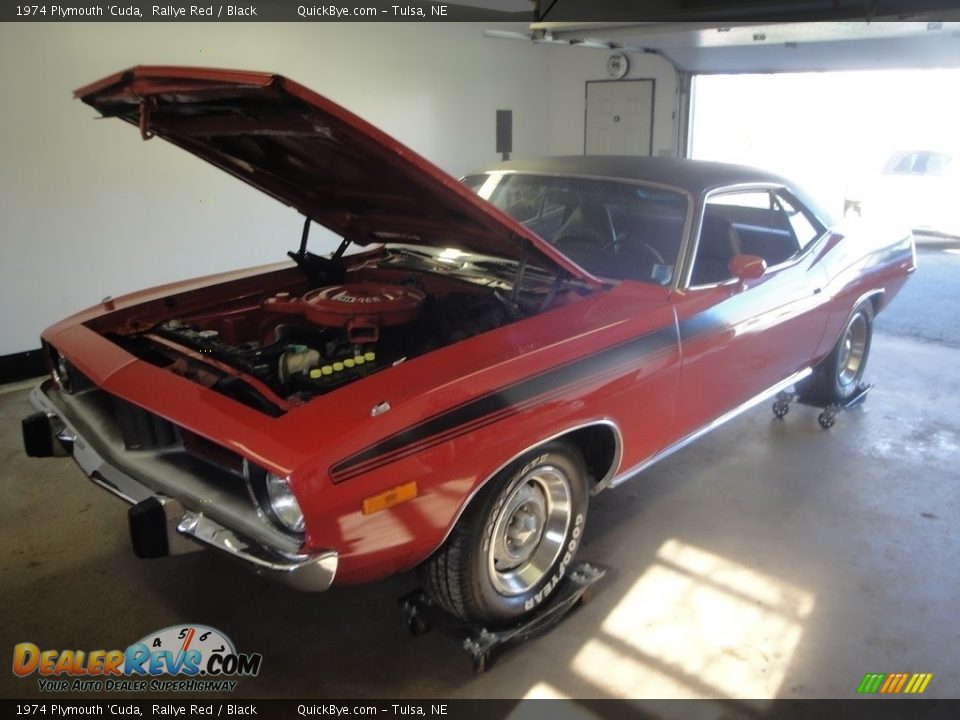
[606,53,629,80]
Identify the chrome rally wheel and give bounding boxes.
[798,300,874,405]
[837,311,869,390]
[487,465,572,597]
[419,441,588,626]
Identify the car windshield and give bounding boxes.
[463,172,688,285]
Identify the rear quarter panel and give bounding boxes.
[810,221,916,362]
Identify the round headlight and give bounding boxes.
[52,351,72,392]
[265,473,304,533]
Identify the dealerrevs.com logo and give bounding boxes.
[13,625,262,693]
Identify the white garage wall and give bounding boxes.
[545,48,680,158]
[0,24,677,357]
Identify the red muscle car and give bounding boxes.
[22,67,916,626]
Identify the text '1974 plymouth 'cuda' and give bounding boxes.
[22,67,916,625]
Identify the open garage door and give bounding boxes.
[689,69,960,235]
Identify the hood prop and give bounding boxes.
[296,215,311,256]
[332,235,351,260]
[138,98,156,141]
[288,215,348,286]
[295,216,351,261]
[511,241,528,304]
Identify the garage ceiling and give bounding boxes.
[521,20,960,72]
[475,1,960,72]
[532,0,960,22]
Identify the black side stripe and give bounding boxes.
[677,288,758,343]
[330,325,678,483]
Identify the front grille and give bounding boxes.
[105,393,245,477]
[181,429,245,476]
[110,396,178,451]
[43,383,296,553]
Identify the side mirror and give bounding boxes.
[729,254,767,281]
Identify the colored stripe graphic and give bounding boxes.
[905,673,933,694]
[857,673,885,694]
[880,673,907,695]
[330,326,678,483]
[857,672,932,695]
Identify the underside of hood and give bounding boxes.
[75,66,599,286]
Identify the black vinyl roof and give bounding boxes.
[473,156,792,196]
[470,155,834,226]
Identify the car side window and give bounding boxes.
[918,151,951,176]
[692,188,825,286]
[774,193,821,250]
[692,190,795,285]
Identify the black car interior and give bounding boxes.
[691,215,742,285]
[690,191,819,285]
[550,200,682,282]
[481,174,685,284]
[480,174,823,288]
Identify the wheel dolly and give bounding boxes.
[399,562,606,673]
[772,383,872,428]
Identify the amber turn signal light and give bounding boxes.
[362,482,418,515]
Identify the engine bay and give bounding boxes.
[103,256,563,416]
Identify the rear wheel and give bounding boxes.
[800,301,874,405]
[420,442,588,626]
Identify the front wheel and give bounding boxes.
[419,441,588,626]
[800,301,874,405]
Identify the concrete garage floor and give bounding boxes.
[1,249,958,702]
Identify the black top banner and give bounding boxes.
[3,2,534,22]
[5,0,960,23]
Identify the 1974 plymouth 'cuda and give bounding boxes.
[22,67,916,625]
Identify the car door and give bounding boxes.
[669,186,830,440]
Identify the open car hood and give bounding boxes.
[76,66,599,287]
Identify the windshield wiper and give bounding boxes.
[387,246,435,260]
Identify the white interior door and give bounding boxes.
[585,80,654,156]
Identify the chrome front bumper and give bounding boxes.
[27,382,337,592]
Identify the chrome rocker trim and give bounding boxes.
[29,382,337,592]
[608,366,814,488]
